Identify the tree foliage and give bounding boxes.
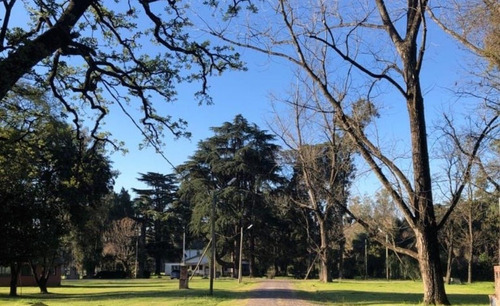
[133,172,179,276]
[0,0,246,149]
[178,114,282,276]
[0,89,114,294]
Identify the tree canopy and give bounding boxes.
[0,91,114,295]
[178,114,282,276]
[133,172,179,276]
[0,1,249,148]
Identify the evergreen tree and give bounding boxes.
[0,91,114,294]
[108,188,135,221]
[133,172,178,277]
[178,114,282,277]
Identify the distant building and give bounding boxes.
[164,249,250,278]
[165,249,209,277]
[0,264,62,287]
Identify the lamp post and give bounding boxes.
[210,178,236,296]
[238,224,253,283]
[209,190,217,295]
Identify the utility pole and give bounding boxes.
[210,191,216,295]
[238,226,244,283]
[209,178,236,295]
[182,230,186,265]
[238,224,253,283]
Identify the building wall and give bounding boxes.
[0,265,62,287]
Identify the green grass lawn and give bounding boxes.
[292,279,494,305]
[0,277,258,306]
[0,278,494,305]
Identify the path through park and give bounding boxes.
[245,279,313,306]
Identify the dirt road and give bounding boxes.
[245,279,313,306]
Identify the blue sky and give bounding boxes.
[5,2,476,199]
[107,20,468,199]
[108,52,295,194]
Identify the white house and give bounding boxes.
[164,249,250,278]
[165,249,210,277]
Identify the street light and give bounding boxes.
[210,177,237,296]
[238,224,253,283]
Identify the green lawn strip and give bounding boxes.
[291,279,493,305]
[1,278,493,305]
[0,277,259,306]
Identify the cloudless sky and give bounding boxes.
[107,16,469,200]
[5,2,475,199]
[107,51,295,195]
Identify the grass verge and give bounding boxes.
[0,277,259,306]
[292,279,494,305]
[0,278,494,305]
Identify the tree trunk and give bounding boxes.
[319,251,329,282]
[30,261,50,294]
[233,227,238,278]
[338,237,345,280]
[9,261,21,297]
[154,219,162,277]
[405,47,450,304]
[415,227,450,305]
[467,255,472,284]
[0,1,94,100]
[467,205,473,284]
[445,236,453,285]
[154,256,162,277]
[38,279,49,294]
[318,221,332,282]
[137,222,147,278]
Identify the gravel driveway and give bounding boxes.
[245,279,313,306]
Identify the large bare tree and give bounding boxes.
[102,217,139,277]
[209,0,498,304]
[270,82,356,282]
[429,0,500,194]
[428,0,500,69]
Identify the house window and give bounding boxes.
[0,266,10,276]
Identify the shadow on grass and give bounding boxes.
[0,288,249,303]
[57,284,165,289]
[293,289,489,305]
[0,284,490,305]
